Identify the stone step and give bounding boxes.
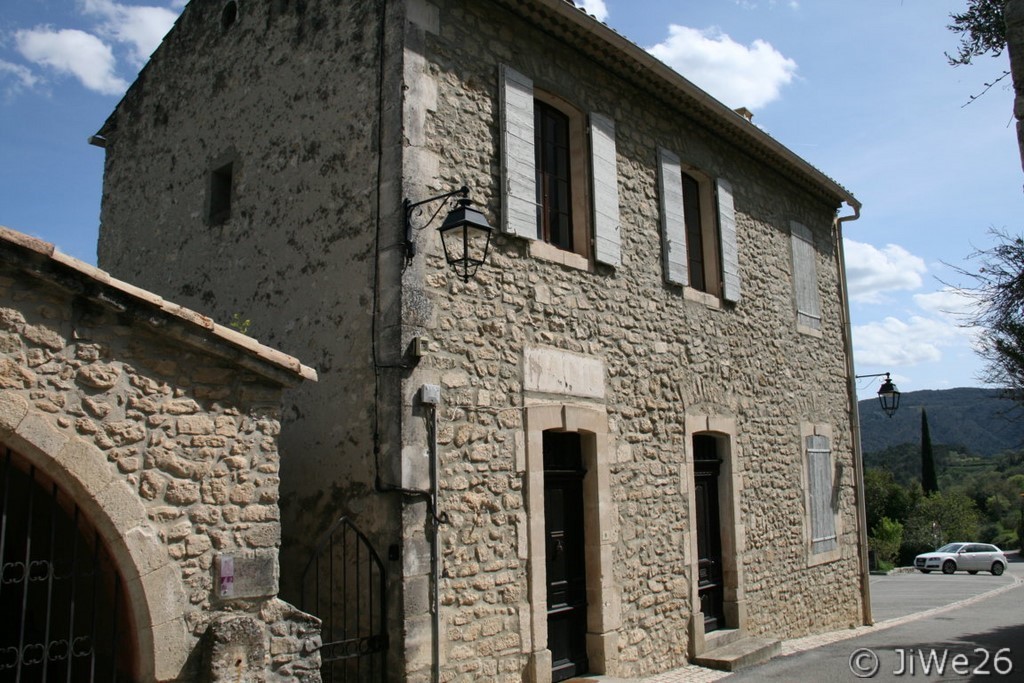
[703,627,744,650]
[693,636,782,672]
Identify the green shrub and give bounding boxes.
[870,517,903,567]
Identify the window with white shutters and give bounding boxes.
[807,434,838,555]
[499,64,620,268]
[656,148,740,300]
[790,221,821,331]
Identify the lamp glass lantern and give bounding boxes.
[438,197,493,282]
[876,374,900,418]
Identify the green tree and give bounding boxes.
[902,491,981,560]
[921,410,939,495]
[947,0,1007,66]
[954,231,1024,406]
[946,0,1023,175]
[864,467,917,531]
[869,517,904,568]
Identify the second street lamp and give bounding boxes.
[856,372,901,418]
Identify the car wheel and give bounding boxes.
[942,560,956,574]
[918,569,931,574]
[991,562,1005,576]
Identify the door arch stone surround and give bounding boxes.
[523,403,620,682]
[1,394,190,682]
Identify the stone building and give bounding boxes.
[0,226,320,681]
[92,0,870,680]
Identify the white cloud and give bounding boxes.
[575,0,609,21]
[82,0,178,65]
[647,25,796,109]
[913,287,979,322]
[853,315,965,367]
[843,239,926,304]
[15,27,127,95]
[0,59,39,94]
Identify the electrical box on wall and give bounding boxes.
[420,384,441,405]
[412,336,433,357]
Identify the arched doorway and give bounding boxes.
[0,446,134,681]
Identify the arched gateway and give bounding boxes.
[1,446,133,680]
[0,405,190,682]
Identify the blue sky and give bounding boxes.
[1,0,1022,397]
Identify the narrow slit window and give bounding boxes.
[209,162,233,225]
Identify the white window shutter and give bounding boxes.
[717,178,741,302]
[807,435,837,554]
[500,65,538,240]
[790,221,822,330]
[657,148,688,286]
[590,112,621,268]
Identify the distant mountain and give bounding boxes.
[859,387,1024,457]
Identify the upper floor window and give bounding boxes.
[790,221,822,332]
[657,147,741,302]
[680,170,717,293]
[500,64,621,269]
[535,99,576,252]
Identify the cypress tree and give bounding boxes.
[921,409,939,495]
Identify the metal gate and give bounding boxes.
[300,516,387,682]
[0,447,131,681]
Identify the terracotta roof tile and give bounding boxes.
[0,225,317,384]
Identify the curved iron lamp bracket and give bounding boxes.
[403,186,470,260]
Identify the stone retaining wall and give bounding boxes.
[0,237,321,682]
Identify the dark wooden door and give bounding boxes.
[693,435,725,633]
[543,432,588,682]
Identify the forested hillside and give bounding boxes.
[859,387,1024,456]
[859,388,1024,565]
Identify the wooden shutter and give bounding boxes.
[807,435,837,554]
[717,178,741,302]
[590,112,621,268]
[790,221,822,330]
[500,65,538,240]
[657,148,689,286]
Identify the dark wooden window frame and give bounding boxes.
[680,167,722,297]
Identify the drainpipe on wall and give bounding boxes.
[428,404,441,683]
[834,200,873,626]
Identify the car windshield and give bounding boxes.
[936,543,965,553]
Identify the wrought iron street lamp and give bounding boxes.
[856,372,901,418]
[404,185,493,282]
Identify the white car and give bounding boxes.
[914,542,1008,575]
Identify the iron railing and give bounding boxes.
[300,516,387,682]
[0,447,129,682]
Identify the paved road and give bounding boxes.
[588,554,1024,682]
[870,566,1016,622]
[723,555,1024,682]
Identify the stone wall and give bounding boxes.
[0,236,320,682]
[401,0,864,679]
[94,0,408,632]
[93,0,866,680]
